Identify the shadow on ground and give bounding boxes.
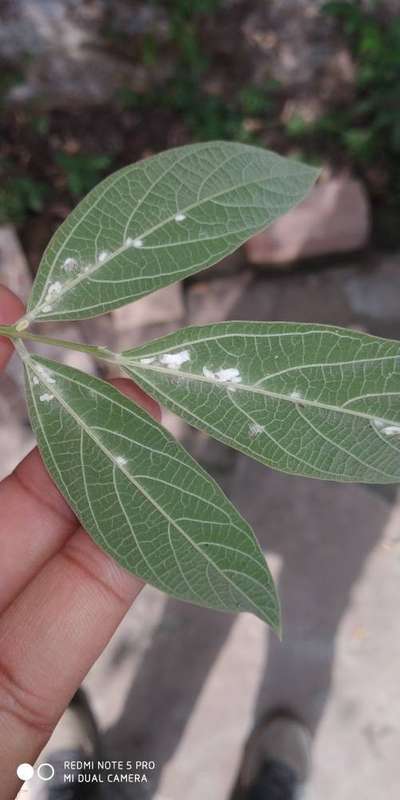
[100,267,396,798]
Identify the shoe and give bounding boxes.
[232,710,312,800]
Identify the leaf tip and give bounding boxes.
[255,579,282,634]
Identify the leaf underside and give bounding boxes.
[121,321,400,484]
[20,141,398,630]
[27,141,318,322]
[23,354,280,628]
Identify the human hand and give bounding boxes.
[0,286,160,800]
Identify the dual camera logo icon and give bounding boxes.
[17,763,55,782]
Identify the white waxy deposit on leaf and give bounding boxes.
[62,258,79,271]
[41,305,53,313]
[36,365,56,384]
[133,238,144,248]
[289,390,303,401]
[45,281,63,303]
[370,418,400,436]
[98,251,109,263]
[115,456,128,466]
[39,393,54,402]
[372,418,385,429]
[382,425,400,436]
[159,350,191,368]
[216,368,242,383]
[249,422,265,437]
[32,376,39,385]
[140,356,156,365]
[125,237,134,247]
[203,366,242,384]
[174,212,186,222]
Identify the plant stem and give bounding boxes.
[0,324,117,364]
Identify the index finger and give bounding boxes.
[0,286,24,371]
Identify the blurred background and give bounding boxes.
[1,1,400,798]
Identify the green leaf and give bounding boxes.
[23,352,279,627]
[121,322,400,484]
[26,141,318,322]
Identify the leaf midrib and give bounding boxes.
[122,359,400,428]
[27,356,273,619]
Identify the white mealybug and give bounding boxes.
[202,366,242,383]
[289,390,303,402]
[372,418,385,430]
[125,237,134,247]
[32,376,39,385]
[115,456,128,466]
[41,305,53,313]
[249,422,265,437]
[382,425,400,436]
[133,238,144,248]
[140,356,156,365]
[159,350,191,368]
[46,282,62,297]
[98,251,109,263]
[62,257,79,271]
[174,212,186,222]
[36,365,56,384]
[39,393,54,402]
[45,281,63,303]
[216,367,242,383]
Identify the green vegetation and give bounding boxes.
[287,1,400,244]
[322,2,400,163]
[0,171,48,225]
[0,150,113,226]
[1,0,398,244]
[117,0,280,142]
[55,153,114,198]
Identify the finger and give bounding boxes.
[0,449,79,615]
[111,377,161,423]
[0,527,143,800]
[0,378,160,613]
[0,286,24,371]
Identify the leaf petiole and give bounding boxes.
[0,324,117,364]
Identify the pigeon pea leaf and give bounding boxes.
[23,352,280,627]
[121,321,400,484]
[26,141,318,322]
